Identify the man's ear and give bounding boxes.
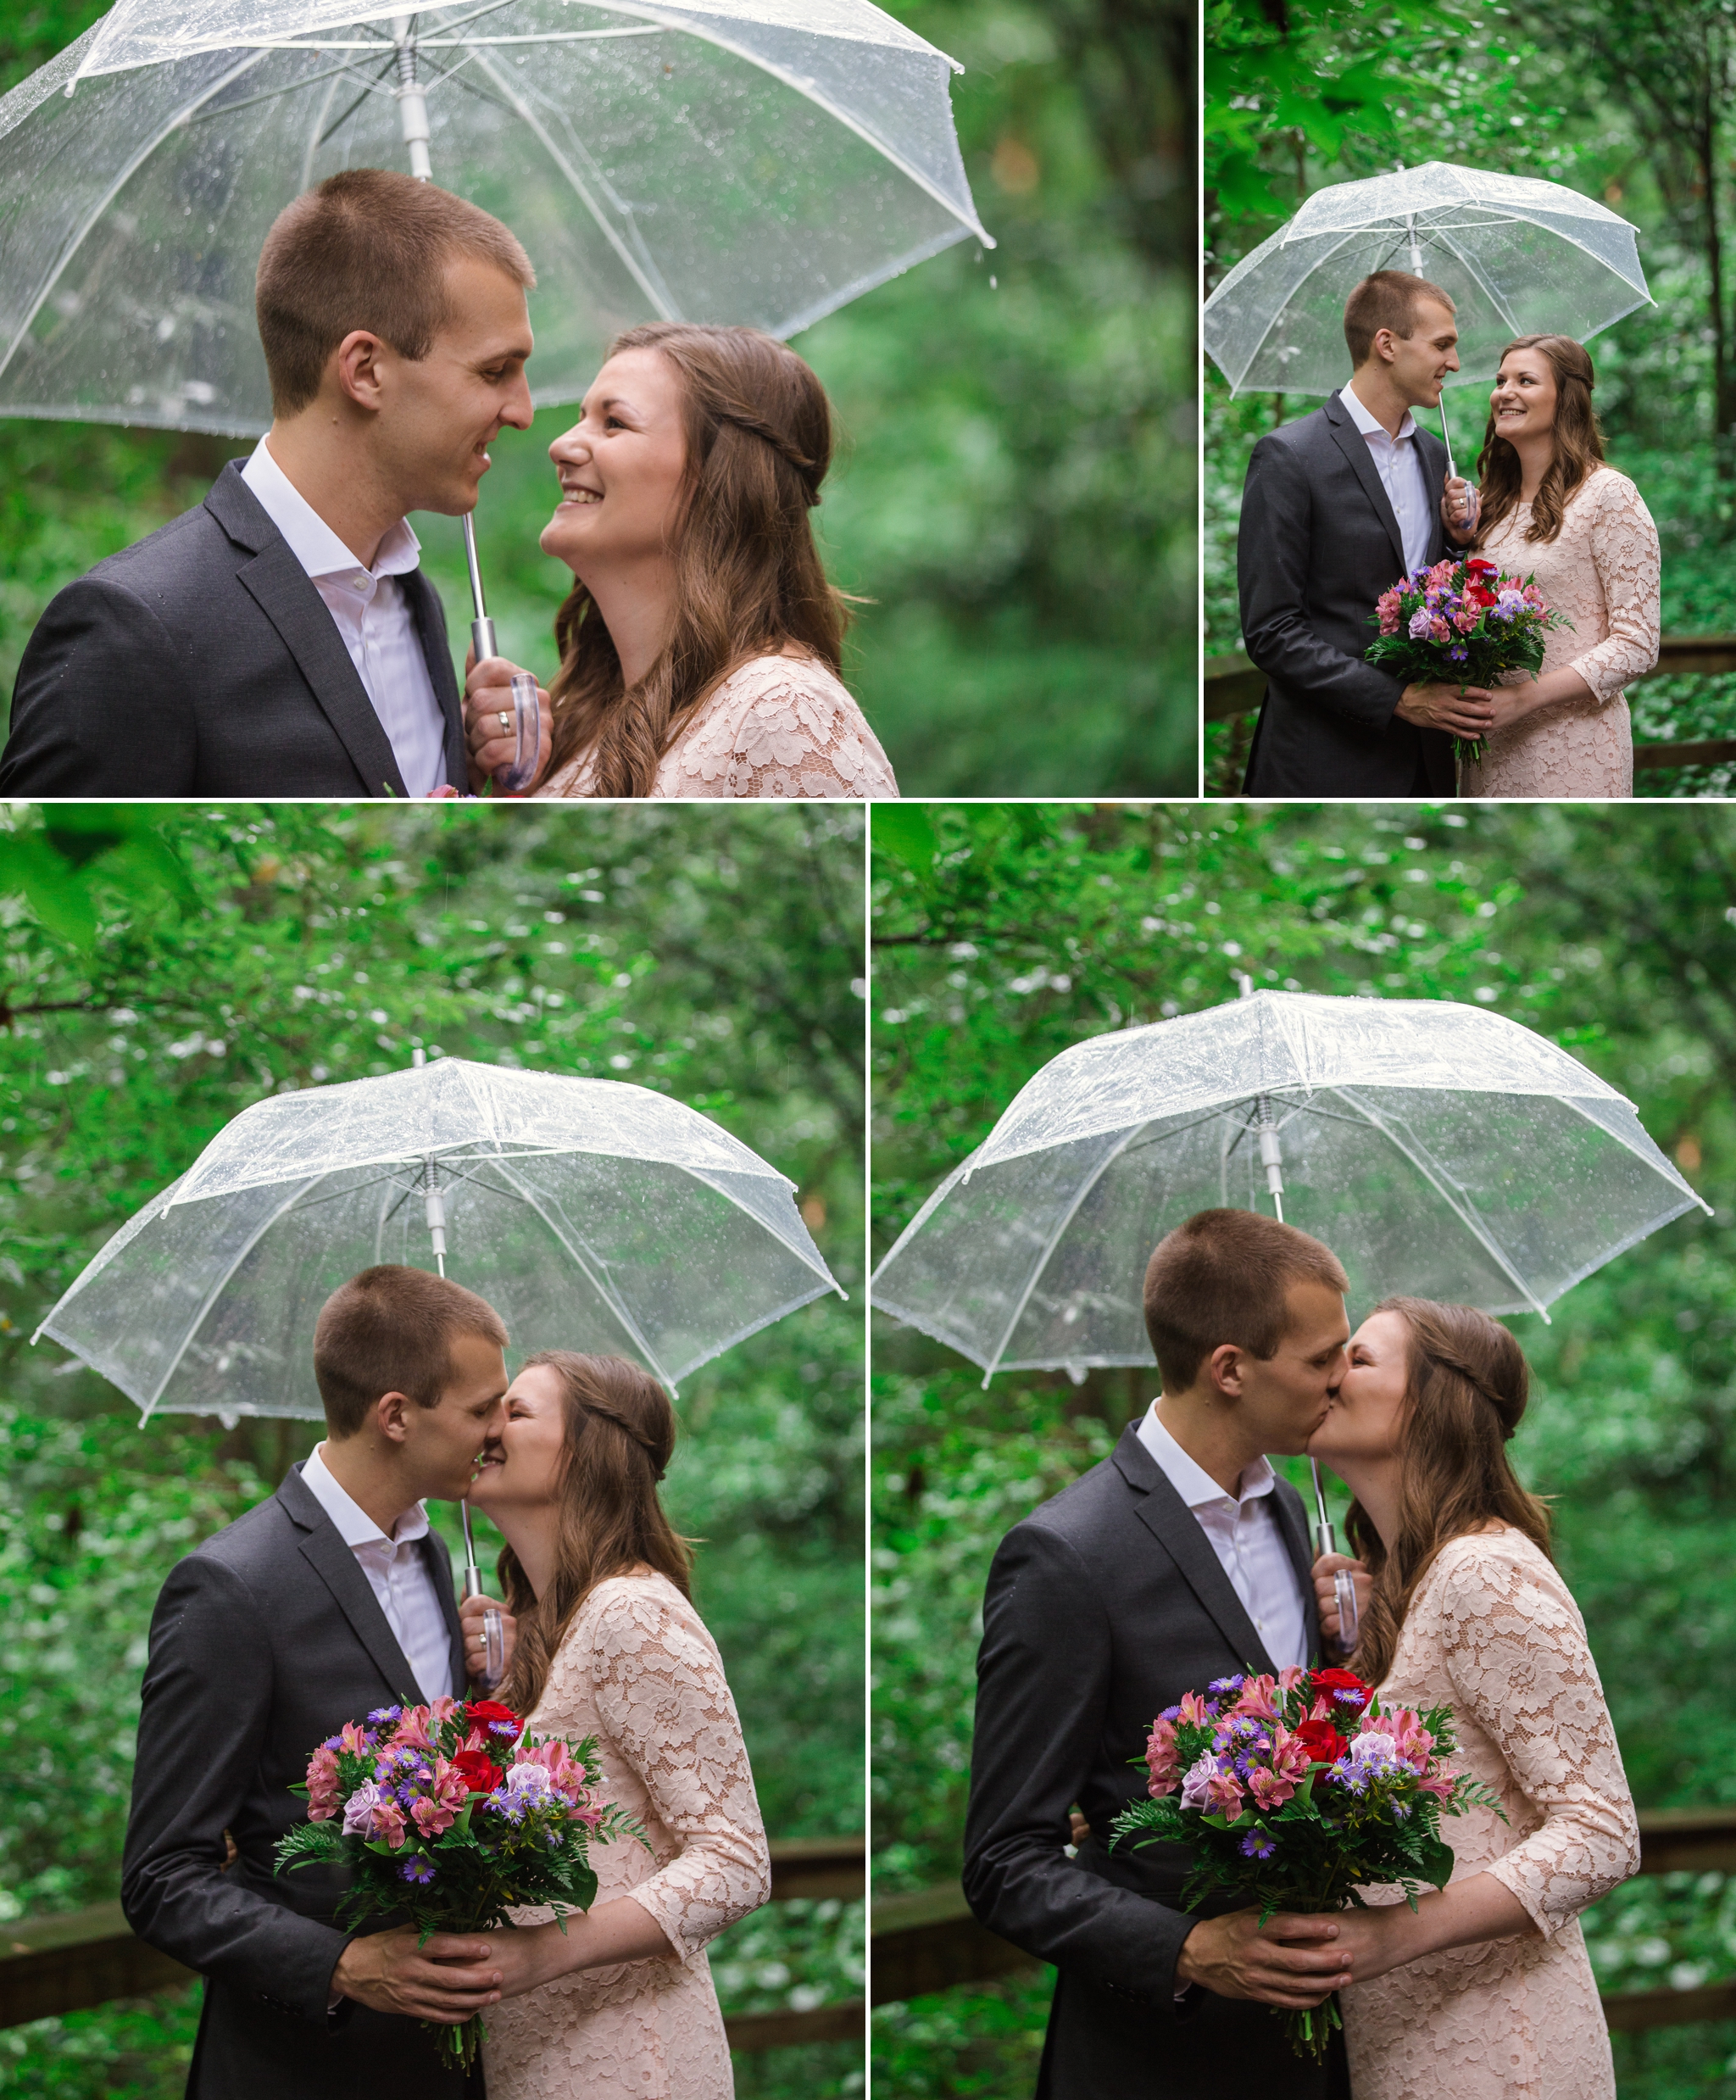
[375,1390,415,1445]
[331,327,388,414]
[1205,1341,1246,1401]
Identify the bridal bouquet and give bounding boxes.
[275,1694,643,2071]
[1110,1666,1504,2063]
[1365,554,1572,766]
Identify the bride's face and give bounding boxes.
[469,1362,566,1516]
[1490,354,1558,443]
[1308,1308,1410,1469]
[539,348,688,577]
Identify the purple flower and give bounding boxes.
[342,1781,385,1837]
[400,1856,436,1885]
[1408,607,1434,639]
[367,1707,402,1727]
[1209,1675,1244,1696]
[1240,1830,1277,1858]
[1179,1751,1218,1810]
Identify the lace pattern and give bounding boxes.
[481,1573,771,2099]
[1460,465,1659,799]
[1340,1530,1639,2099]
[539,654,899,800]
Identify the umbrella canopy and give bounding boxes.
[871,990,1709,1382]
[37,1057,843,1419]
[0,0,992,434]
[1205,161,1650,397]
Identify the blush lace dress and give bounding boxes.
[481,1573,771,2099]
[538,653,899,799]
[1340,1529,1639,2099]
[1459,465,1659,799]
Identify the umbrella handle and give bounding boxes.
[1333,1567,1360,1654]
[496,673,542,794]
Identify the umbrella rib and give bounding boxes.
[1327,1087,1552,1321]
[978,1122,1149,1387]
[176,55,389,130]
[139,1171,334,1421]
[1412,223,1522,337]
[481,1156,680,1390]
[463,42,682,319]
[0,45,271,393]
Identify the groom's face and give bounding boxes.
[1383,298,1461,411]
[370,255,536,517]
[398,1329,511,1502]
[1233,1281,1351,1456]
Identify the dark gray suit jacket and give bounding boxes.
[1238,389,1457,799]
[121,1464,471,2099]
[2,461,465,798]
[962,1426,1336,2100]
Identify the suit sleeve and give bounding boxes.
[1,576,198,794]
[961,1522,1197,2008]
[1238,432,1408,732]
[121,1553,350,2025]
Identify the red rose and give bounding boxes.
[1294,1719,1348,1764]
[1465,557,1497,576]
[1311,1668,1373,1703]
[452,1750,505,1794]
[465,1699,522,1731]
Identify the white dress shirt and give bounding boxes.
[300,1443,454,1704]
[1341,382,1435,579]
[1135,1405,1309,1671]
[241,437,448,796]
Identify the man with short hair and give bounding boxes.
[963,1209,1360,2099]
[122,1267,520,2098]
[1238,269,1489,798]
[3,170,548,798]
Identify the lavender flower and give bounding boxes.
[1240,1830,1277,1859]
[400,1856,436,1885]
[1408,607,1434,639]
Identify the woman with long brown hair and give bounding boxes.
[1305,1298,1639,2099]
[1442,332,1659,796]
[462,322,898,798]
[464,1351,771,2097]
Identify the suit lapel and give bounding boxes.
[276,1468,422,1706]
[1325,391,1408,582]
[1271,1479,1325,1663]
[402,568,466,790]
[205,462,409,799]
[236,543,409,799]
[1114,1428,1277,1677]
[421,1529,468,1696]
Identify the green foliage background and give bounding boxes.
[0,802,865,2097]
[870,801,1736,2096]
[0,0,1192,799]
[1204,0,1736,796]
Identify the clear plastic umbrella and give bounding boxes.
[871,989,1708,1384]
[36,1056,843,1421]
[0,0,991,436]
[0,0,990,684]
[1204,159,1650,471]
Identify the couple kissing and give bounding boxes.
[963,1207,1639,2100]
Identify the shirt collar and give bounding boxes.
[245,436,421,582]
[1341,382,1417,446]
[301,1441,431,1550]
[1138,1403,1277,1509]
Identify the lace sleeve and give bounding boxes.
[1435,1540,1640,1938]
[660,660,900,799]
[1570,474,1661,704]
[589,1585,772,1963]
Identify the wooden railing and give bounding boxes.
[870,1809,1736,2031]
[1205,638,1736,772]
[1,1835,864,2055]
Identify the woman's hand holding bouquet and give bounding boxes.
[275,1693,644,2070]
[1111,1664,1505,2062]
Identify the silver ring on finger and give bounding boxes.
[498,711,511,731]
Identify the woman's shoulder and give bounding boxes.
[668,649,899,797]
[711,649,854,701]
[1420,1527,1575,1615]
[1578,462,1644,514]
